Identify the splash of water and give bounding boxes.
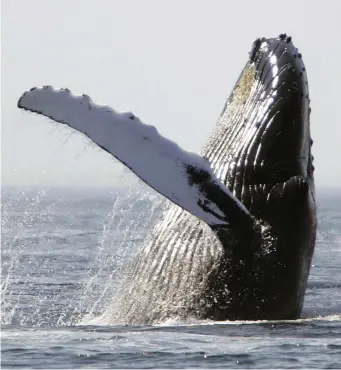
[1,187,59,325]
[2,186,340,327]
[1,184,165,327]
[74,186,166,325]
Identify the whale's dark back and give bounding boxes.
[106,35,316,324]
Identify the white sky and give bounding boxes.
[2,0,341,188]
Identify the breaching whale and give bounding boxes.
[18,34,316,323]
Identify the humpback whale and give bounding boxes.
[18,34,316,323]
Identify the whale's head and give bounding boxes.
[204,34,315,224]
[201,35,317,320]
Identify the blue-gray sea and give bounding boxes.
[1,186,341,369]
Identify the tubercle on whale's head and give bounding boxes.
[216,34,314,202]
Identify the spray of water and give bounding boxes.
[1,184,166,327]
[74,186,166,325]
[1,187,63,325]
[2,185,340,327]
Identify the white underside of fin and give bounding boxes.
[18,86,251,227]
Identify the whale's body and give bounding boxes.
[18,34,316,324]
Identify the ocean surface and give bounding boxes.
[1,186,341,369]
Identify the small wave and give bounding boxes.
[78,313,341,329]
[155,314,341,327]
[308,281,341,289]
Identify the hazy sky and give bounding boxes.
[2,0,341,188]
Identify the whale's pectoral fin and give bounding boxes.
[18,86,255,230]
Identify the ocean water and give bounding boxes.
[1,186,341,369]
